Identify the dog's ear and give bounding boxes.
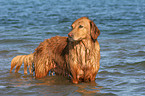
[90,21,100,41]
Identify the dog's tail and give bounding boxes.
[10,53,34,74]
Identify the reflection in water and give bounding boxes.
[7,73,35,88]
[7,74,103,96]
[74,81,103,96]
[2,71,118,95]
[34,76,103,95]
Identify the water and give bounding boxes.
[0,0,145,95]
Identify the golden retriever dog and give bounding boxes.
[10,17,100,84]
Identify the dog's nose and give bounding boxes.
[68,32,73,38]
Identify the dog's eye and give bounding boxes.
[79,25,83,28]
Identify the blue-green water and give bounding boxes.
[0,0,145,96]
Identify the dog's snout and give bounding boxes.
[68,32,73,38]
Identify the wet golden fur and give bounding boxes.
[10,53,34,74]
[10,17,100,84]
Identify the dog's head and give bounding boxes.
[68,17,100,42]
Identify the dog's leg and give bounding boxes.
[70,67,79,84]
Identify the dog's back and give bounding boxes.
[34,36,69,78]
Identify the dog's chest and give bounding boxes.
[68,41,96,69]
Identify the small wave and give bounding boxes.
[0,50,9,54]
[99,71,124,76]
[99,92,117,96]
[134,87,145,93]
[45,32,57,35]
[0,50,17,55]
[126,61,145,70]
[0,39,29,44]
[45,32,66,35]
[116,82,128,86]
[0,18,20,25]
[109,30,133,35]
[58,17,70,23]
[105,64,126,69]
[0,49,27,58]
[129,51,145,57]
[0,85,6,89]
[47,14,60,17]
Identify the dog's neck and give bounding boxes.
[68,37,98,51]
[81,39,96,50]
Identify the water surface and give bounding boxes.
[0,0,145,96]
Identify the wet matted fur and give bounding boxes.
[10,17,100,84]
